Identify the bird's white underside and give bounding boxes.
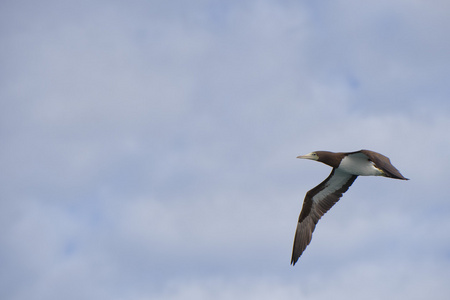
[339,153,384,176]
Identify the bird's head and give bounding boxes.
[297,151,341,168]
[296,152,319,161]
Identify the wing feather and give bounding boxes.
[358,150,408,180]
[291,170,357,265]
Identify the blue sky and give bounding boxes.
[1,0,450,299]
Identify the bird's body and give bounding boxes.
[339,153,385,176]
[291,150,408,266]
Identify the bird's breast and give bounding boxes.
[338,155,384,176]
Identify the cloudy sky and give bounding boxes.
[1,0,450,299]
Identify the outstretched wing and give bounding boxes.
[358,150,409,180]
[291,169,358,265]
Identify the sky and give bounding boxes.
[1,0,450,299]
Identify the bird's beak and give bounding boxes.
[296,152,317,160]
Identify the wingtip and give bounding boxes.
[383,171,409,181]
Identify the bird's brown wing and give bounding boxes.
[291,169,357,265]
[358,150,409,180]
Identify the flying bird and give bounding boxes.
[291,149,408,265]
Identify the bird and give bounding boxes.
[291,149,408,266]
